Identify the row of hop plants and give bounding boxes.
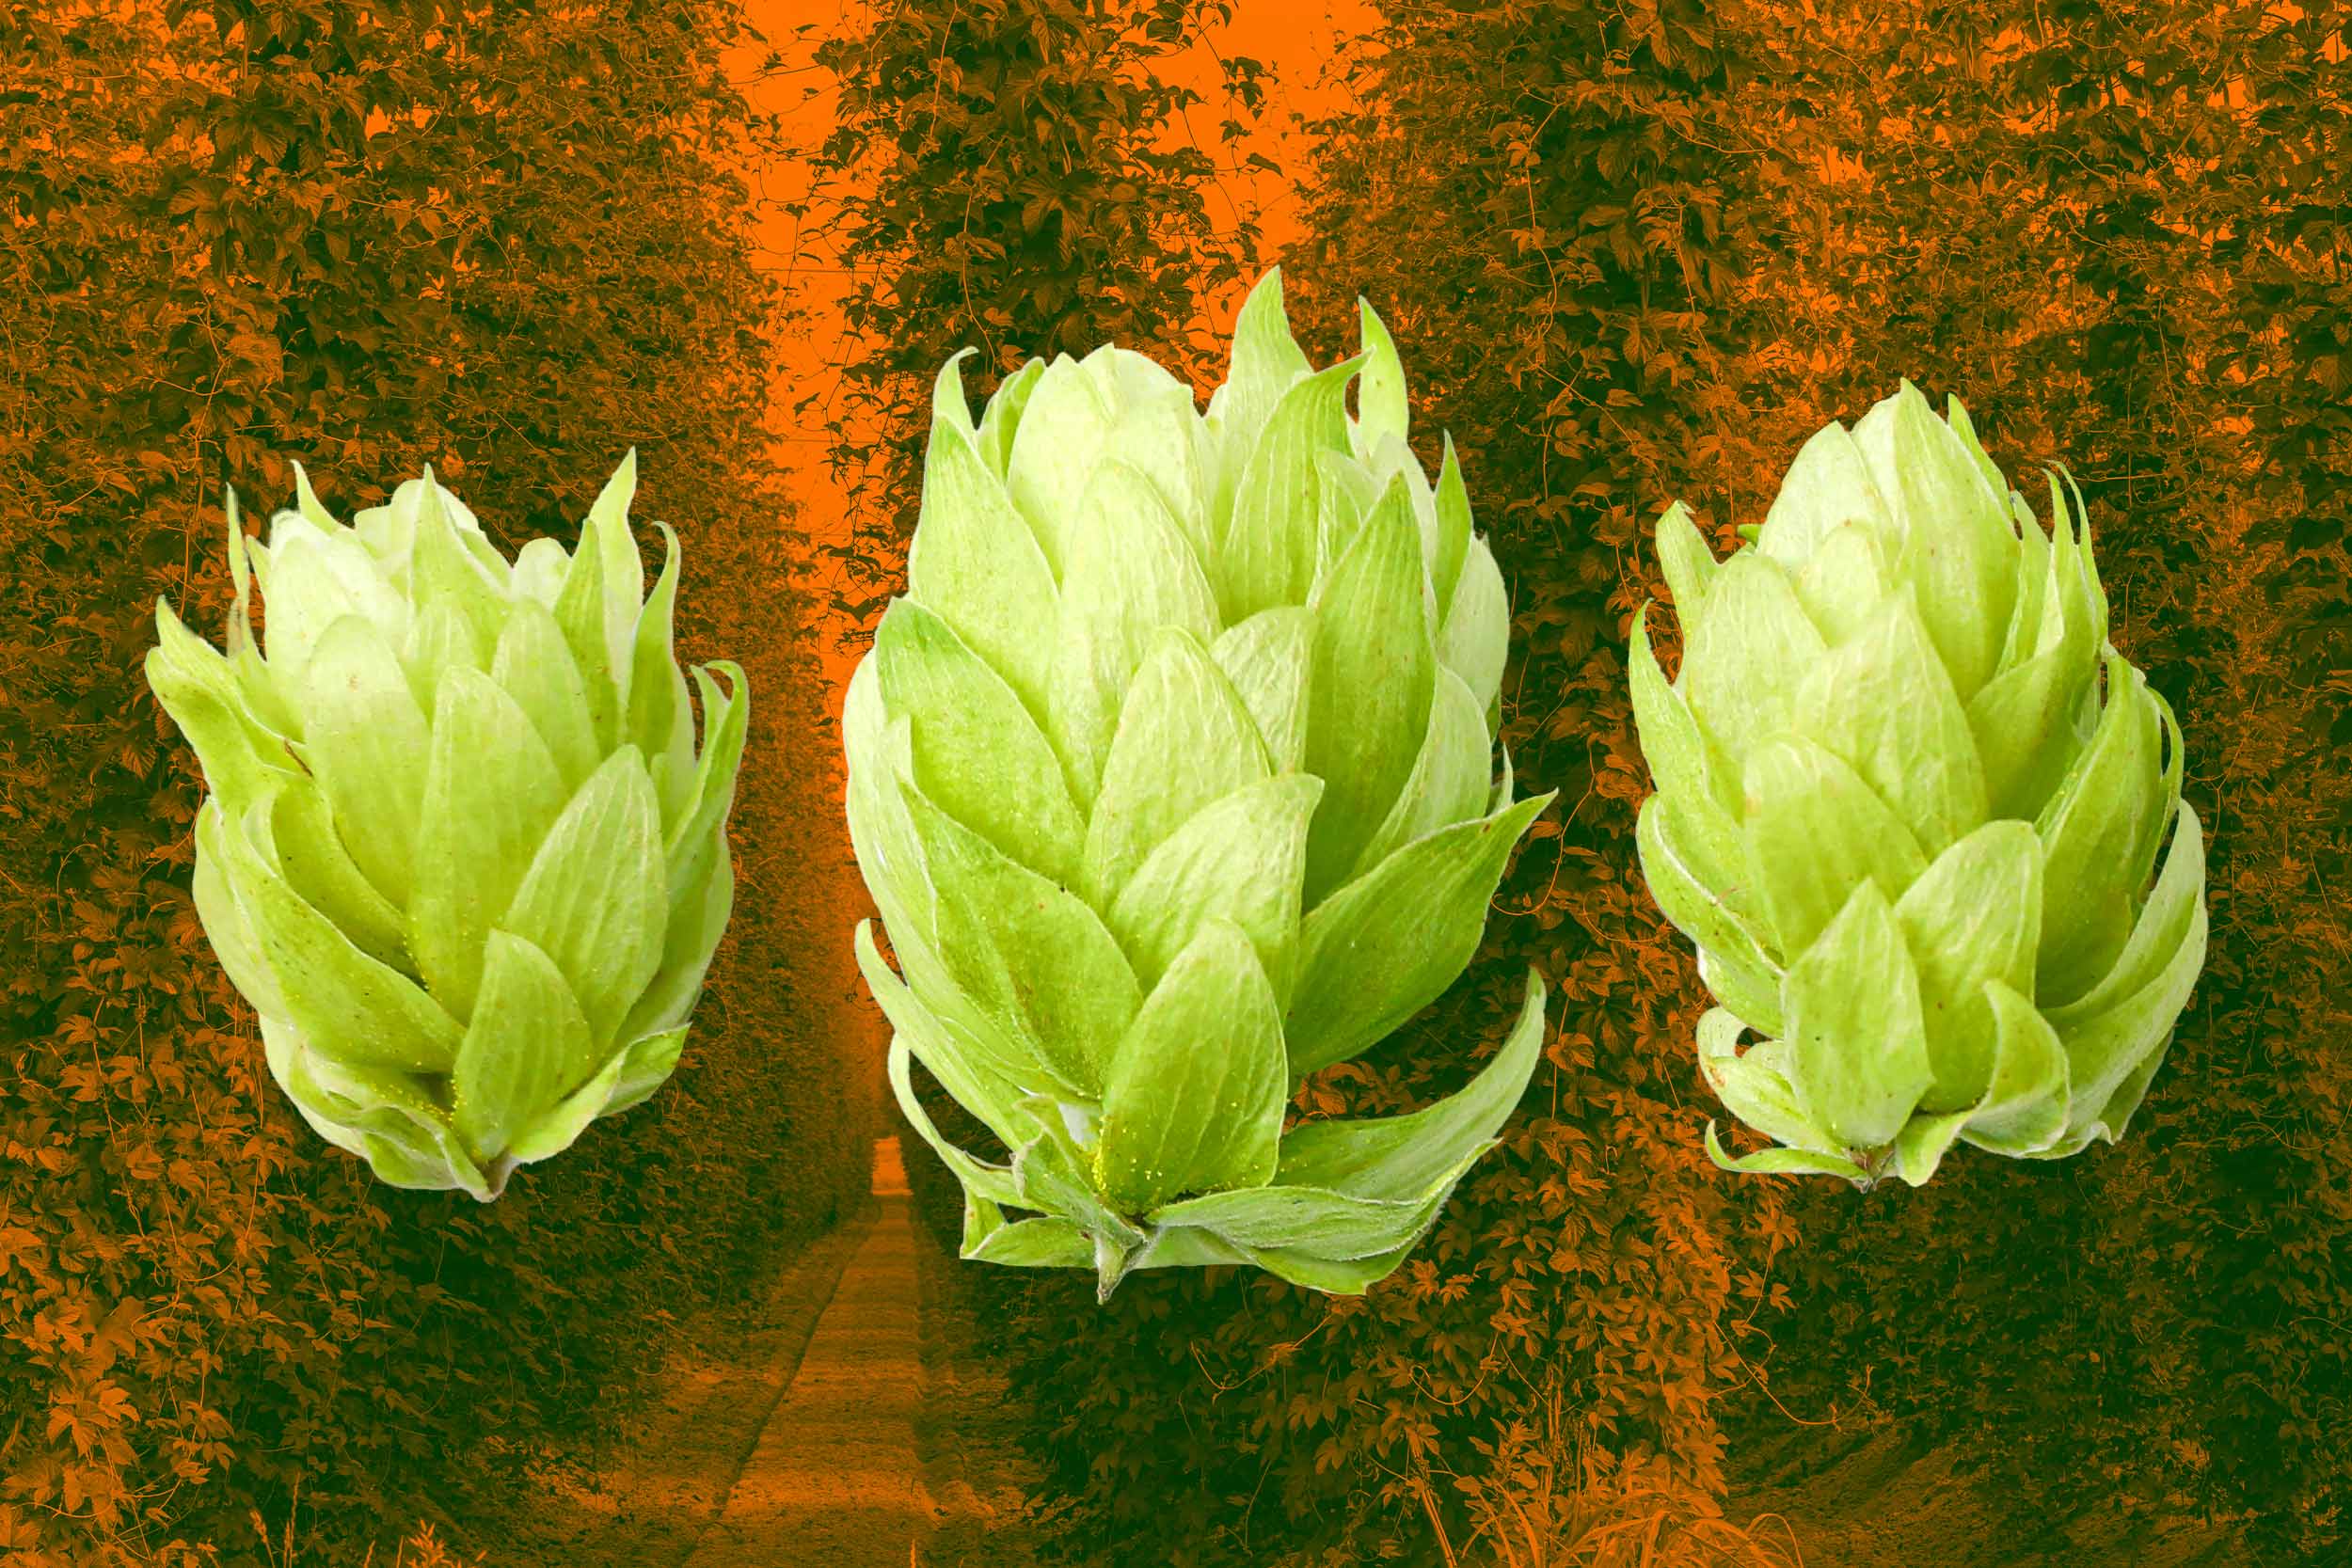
[147,266,2197,1558]
[835,0,2344,1560]
[0,2,879,1560]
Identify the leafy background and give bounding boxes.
[3,0,2344,1564]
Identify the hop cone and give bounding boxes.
[848,269,1554,1299]
[146,456,748,1199]
[1632,385,2207,1187]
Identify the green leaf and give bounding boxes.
[1695,1010,1832,1153]
[1095,920,1288,1212]
[861,920,1042,1152]
[401,599,489,719]
[1093,346,1214,556]
[2034,653,2166,1005]
[1211,266,1312,458]
[1288,791,1550,1076]
[507,1050,630,1164]
[626,522,698,824]
[1876,385,2018,703]
[1304,472,1435,902]
[1636,792,1783,1030]
[909,414,1062,727]
[1703,1123,1867,1181]
[409,666,571,1023]
[1210,607,1315,773]
[1629,604,1710,806]
[931,348,979,435]
[843,663,936,946]
[662,662,749,906]
[1679,550,1826,767]
[1354,297,1408,453]
[1893,820,2042,1112]
[261,528,411,705]
[1274,970,1544,1202]
[193,802,287,1019]
[1105,773,1322,998]
[967,1216,1095,1269]
[1004,354,1113,574]
[1755,423,1895,572]
[1890,1107,1974,1186]
[1437,533,1508,719]
[976,356,1044,477]
[299,613,432,911]
[407,476,513,673]
[146,603,300,807]
[1081,629,1270,906]
[886,1034,1025,1212]
[214,800,465,1072]
[616,835,733,1047]
[1788,520,1892,646]
[1148,1148,1479,1260]
[512,537,570,607]
[552,519,626,752]
[1991,480,2055,674]
[1740,735,1930,958]
[600,1024,689,1117]
[1430,436,1473,622]
[2049,798,2206,1030]
[265,775,409,972]
[1966,639,2098,823]
[1959,979,2070,1154]
[492,597,600,793]
[1046,462,1220,806]
[1782,879,1933,1149]
[1234,1235,1429,1295]
[1220,354,1364,621]
[1652,501,1718,620]
[503,749,665,1051]
[1791,588,1989,856]
[907,784,1141,1098]
[2046,833,2206,1128]
[1349,666,1492,880]
[453,930,593,1161]
[878,598,1084,888]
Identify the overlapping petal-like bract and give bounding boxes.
[849,269,1553,1299]
[1632,385,2207,1186]
[146,456,747,1199]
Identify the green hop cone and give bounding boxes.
[146,455,748,1199]
[1631,383,2208,1188]
[848,268,1554,1300]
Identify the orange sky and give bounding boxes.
[725,0,1379,707]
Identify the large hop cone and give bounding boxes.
[146,456,748,1199]
[848,269,1554,1299]
[1632,385,2208,1187]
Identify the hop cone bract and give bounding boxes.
[849,270,1553,1298]
[1632,385,2207,1186]
[146,456,748,1199]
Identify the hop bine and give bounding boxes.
[1631,385,2207,1187]
[146,456,747,1199]
[848,269,1554,1300]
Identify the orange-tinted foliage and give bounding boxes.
[0,5,874,1563]
[863,1,2348,1562]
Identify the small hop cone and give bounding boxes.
[848,268,1554,1300]
[1631,385,2208,1187]
[146,455,748,1198]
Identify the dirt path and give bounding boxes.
[494,1137,1040,1567]
[685,1137,935,1566]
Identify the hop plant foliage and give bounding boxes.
[849,269,1554,1299]
[1633,386,2208,1186]
[145,457,749,1199]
